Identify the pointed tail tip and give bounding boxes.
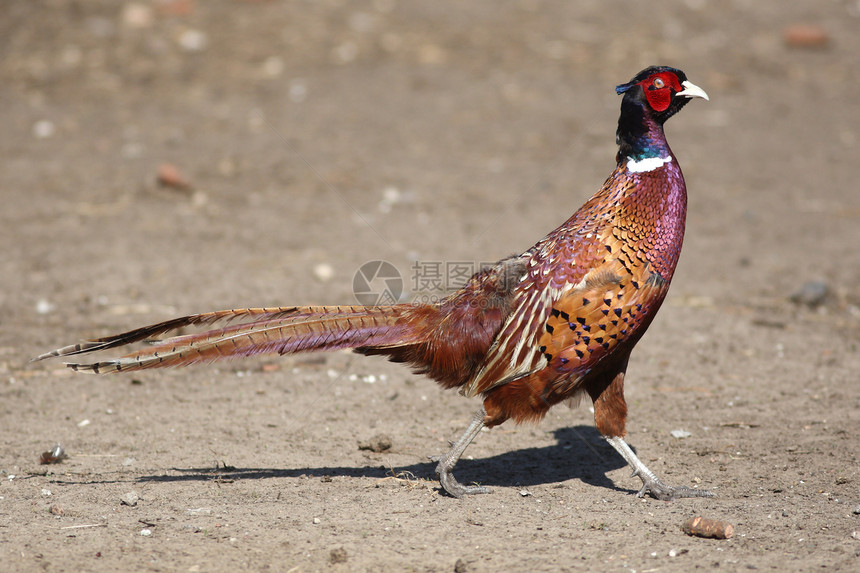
[30,353,105,373]
[30,347,116,373]
[33,340,117,364]
[31,350,60,363]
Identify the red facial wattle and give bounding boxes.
[642,72,682,112]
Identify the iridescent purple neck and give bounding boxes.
[643,160,687,280]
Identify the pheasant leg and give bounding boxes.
[434,408,490,498]
[604,435,714,500]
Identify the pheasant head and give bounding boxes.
[615,66,708,165]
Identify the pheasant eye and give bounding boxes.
[653,78,665,89]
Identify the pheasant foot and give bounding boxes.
[605,435,714,501]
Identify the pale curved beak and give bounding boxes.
[676,80,709,101]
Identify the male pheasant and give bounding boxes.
[36,66,710,500]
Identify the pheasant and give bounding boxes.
[36,66,711,501]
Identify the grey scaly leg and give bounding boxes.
[604,435,714,500]
[434,407,490,498]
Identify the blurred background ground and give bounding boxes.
[1,0,859,571]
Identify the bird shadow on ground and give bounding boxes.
[132,425,634,496]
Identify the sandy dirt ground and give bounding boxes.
[2,1,859,571]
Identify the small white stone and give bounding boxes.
[121,491,140,506]
[77,419,91,428]
[35,299,56,314]
[122,3,153,29]
[41,489,52,496]
[313,263,335,282]
[332,42,358,63]
[140,528,152,536]
[178,29,207,52]
[33,120,55,139]
[519,489,531,497]
[670,429,691,439]
[313,517,321,524]
[191,191,208,208]
[289,79,308,103]
[382,186,401,203]
[262,56,284,78]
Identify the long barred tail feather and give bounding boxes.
[32,307,300,361]
[34,305,426,374]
